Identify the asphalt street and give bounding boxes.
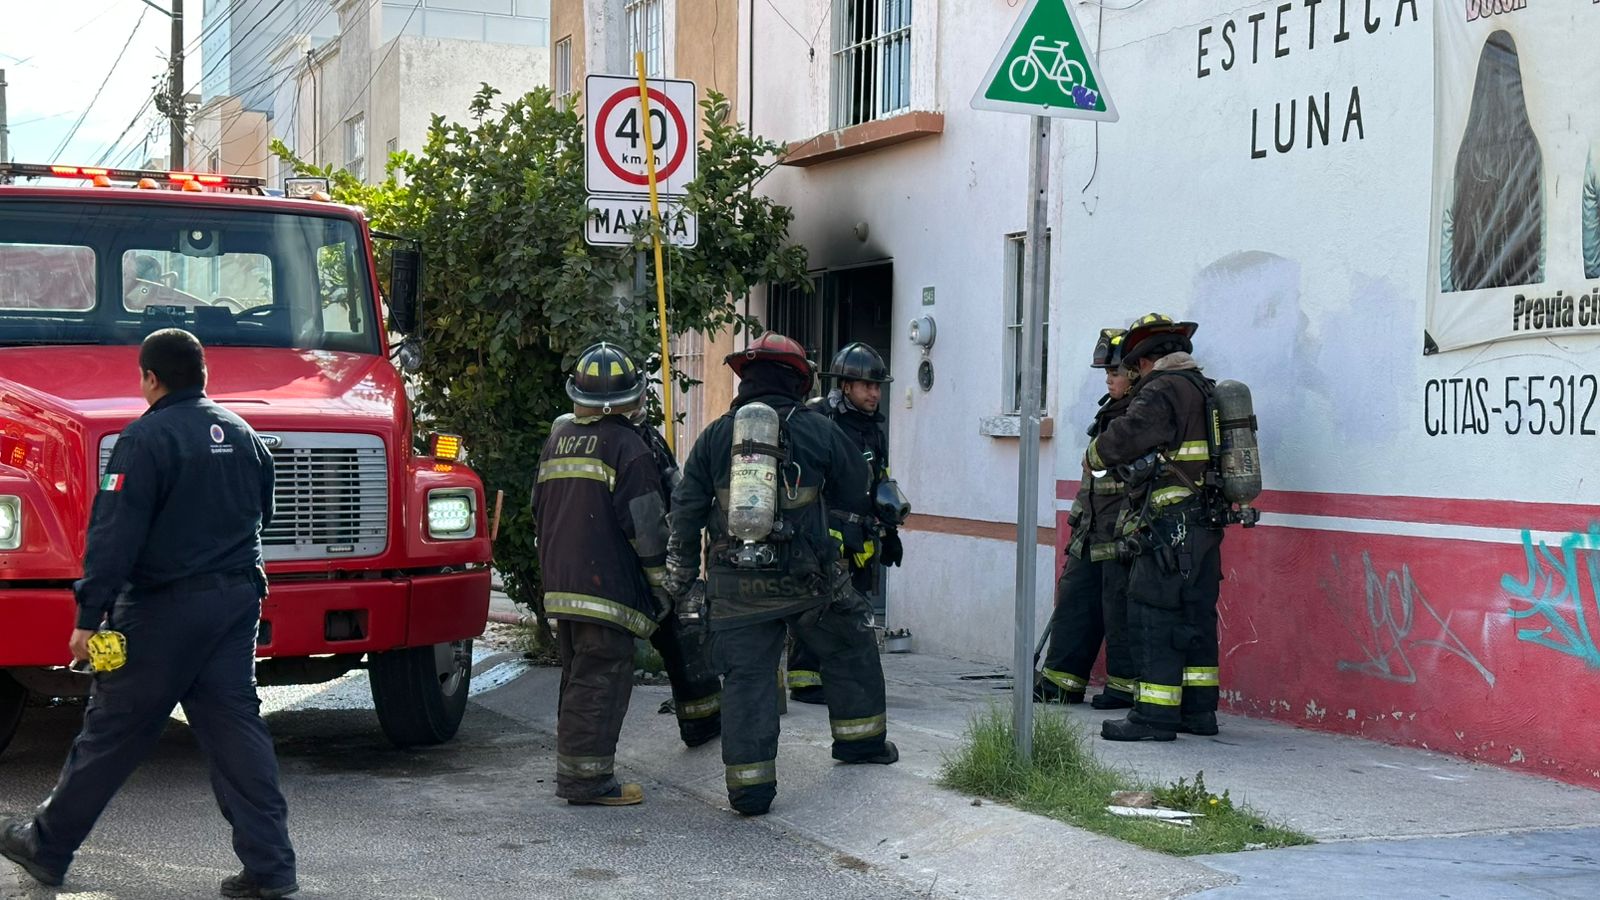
[0,652,921,900]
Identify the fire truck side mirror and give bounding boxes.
[389,246,422,334]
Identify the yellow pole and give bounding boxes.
[636,51,675,454]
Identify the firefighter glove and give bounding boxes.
[880,528,903,567]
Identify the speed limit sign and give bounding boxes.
[585,74,698,197]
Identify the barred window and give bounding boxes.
[626,0,666,78]
[831,0,912,130]
[554,37,573,104]
[1003,232,1050,415]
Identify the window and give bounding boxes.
[626,0,665,77]
[554,36,573,103]
[316,241,365,336]
[0,243,95,311]
[345,114,366,175]
[831,0,913,130]
[0,201,379,354]
[1003,232,1050,415]
[385,138,398,160]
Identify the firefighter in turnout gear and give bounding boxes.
[666,333,898,817]
[1087,315,1224,742]
[1035,329,1138,708]
[787,342,901,705]
[532,343,682,805]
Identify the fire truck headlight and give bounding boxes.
[426,489,476,539]
[0,496,20,550]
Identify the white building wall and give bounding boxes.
[750,1,1061,660]
[1054,0,1439,500]
[750,0,1599,665]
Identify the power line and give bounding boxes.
[210,0,333,110]
[92,86,163,166]
[314,0,422,156]
[49,6,150,162]
[175,0,339,170]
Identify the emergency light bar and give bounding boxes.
[0,163,266,194]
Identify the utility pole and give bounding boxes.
[169,0,185,168]
[1,68,9,164]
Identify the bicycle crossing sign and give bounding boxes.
[971,0,1118,121]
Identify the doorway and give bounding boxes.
[768,262,894,616]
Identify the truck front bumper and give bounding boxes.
[0,569,491,667]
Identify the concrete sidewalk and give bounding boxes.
[477,645,1600,898]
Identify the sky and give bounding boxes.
[1,0,206,167]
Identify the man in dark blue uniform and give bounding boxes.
[1,329,298,898]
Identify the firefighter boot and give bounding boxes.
[837,740,899,765]
[1178,712,1219,736]
[568,783,645,807]
[1101,714,1177,742]
[219,869,301,898]
[0,819,65,888]
[1091,691,1134,710]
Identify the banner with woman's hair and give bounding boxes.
[1425,1,1600,353]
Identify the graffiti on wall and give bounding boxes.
[1331,552,1496,686]
[1502,525,1600,668]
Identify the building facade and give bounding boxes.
[549,0,743,449]
[747,0,1600,790]
[195,1,551,185]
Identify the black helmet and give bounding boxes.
[1121,313,1198,367]
[566,342,645,410]
[1091,328,1128,369]
[822,342,892,383]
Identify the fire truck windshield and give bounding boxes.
[0,200,380,353]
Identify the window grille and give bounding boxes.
[831,0,912,130]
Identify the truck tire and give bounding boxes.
[0,671,27,759]
[369,640,472,748]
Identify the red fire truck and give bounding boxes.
[0,163,493,757]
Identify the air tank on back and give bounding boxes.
[1213,379,1262,517]
[728,401,781,543]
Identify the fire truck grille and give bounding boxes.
[99,431,388,561]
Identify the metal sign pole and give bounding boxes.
[1013,114,1051,762]
[635,52,676,454]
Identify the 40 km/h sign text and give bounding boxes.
[585,75,698,198]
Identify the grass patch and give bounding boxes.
[939,706,1313,856]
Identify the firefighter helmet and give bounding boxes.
[823,342,893,383]
[566,342,645,410]
[1121,313,1199,366]
[1091,328,1128,369]
[724,331,814,379]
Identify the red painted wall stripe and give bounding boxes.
[1057,481,1596,532]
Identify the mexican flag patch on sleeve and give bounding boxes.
[100,473,125,491]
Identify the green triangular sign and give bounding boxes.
[971,0,1118,121]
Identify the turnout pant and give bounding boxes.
[786,562,877,703]
[1126,508,1224,728]
[1041,556,1104,698]
[32,578,295,888]
[555,621,636,800]
[710,593,888,813]
[1100,561,1137,703]
[785,637,824,702]
[651,614,723,745]
[1042,556,1136,702]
